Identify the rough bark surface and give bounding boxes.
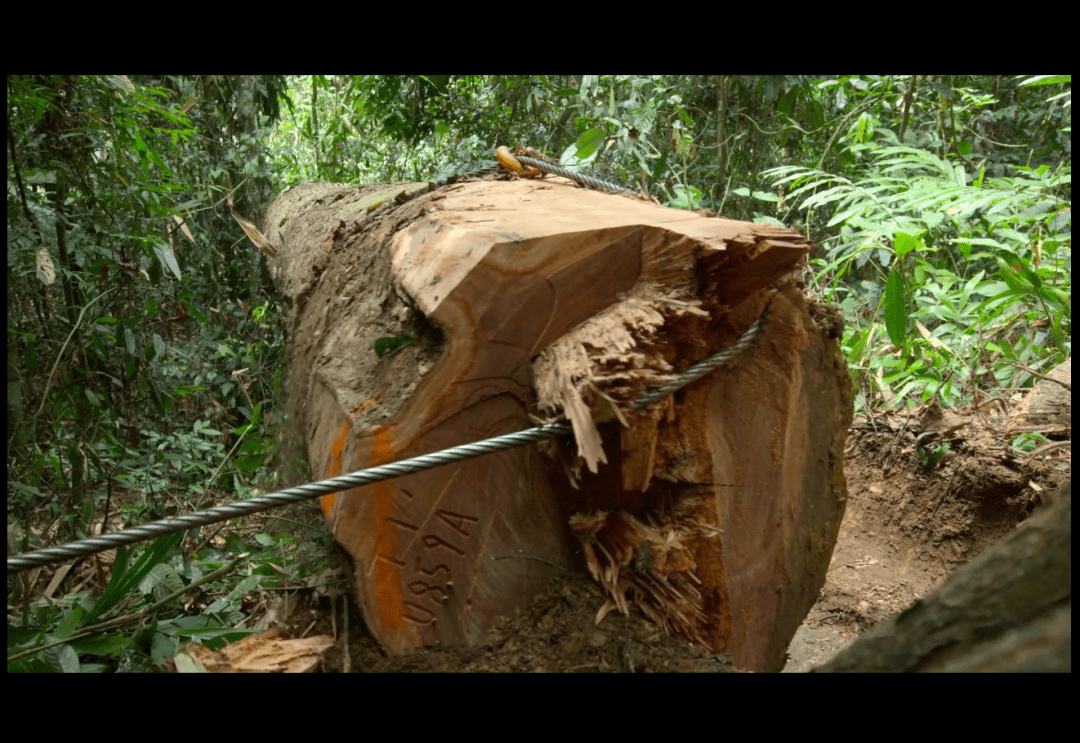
[263,175,852,671]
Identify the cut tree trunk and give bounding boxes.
[263,175,852,672]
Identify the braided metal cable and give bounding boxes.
[7,421,568,573]
[634,308,769,411]
[8,305,770,574]
[514,155,630,194]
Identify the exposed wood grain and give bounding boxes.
[264,176,851,670]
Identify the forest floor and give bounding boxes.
[22,393,1062,672]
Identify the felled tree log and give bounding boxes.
[262,175,852,672]
[817,482,1071,672]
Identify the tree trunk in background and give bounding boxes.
[263,175,852,672]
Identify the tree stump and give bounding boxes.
[263,175,852,671]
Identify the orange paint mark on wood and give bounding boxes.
[321,419,350,515]
[368,425,405,628]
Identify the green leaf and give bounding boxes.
[374,334,416,358]
[55,604,87,640]
[235,454,263,473]
[573,128,605,160]
[893,233,918,259]
[1002,249,1041,290]
[732,187,778,203]
[70,635,130,657]
[1020,75,1071,87]
[884,268,907,348]
[666,184,701,210]
[140,563,183,602]
[153,243,182,281]
[994,255,1032,293]
[84,533,183,626]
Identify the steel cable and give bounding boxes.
[10,149,769,574]
[514,155,630,194]
[7,421,567,573]
[8,304,768,573]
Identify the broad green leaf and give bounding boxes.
[572,128,605,160]
[894,233,918,258]
[884,268,907,348]
[153,243,182,280]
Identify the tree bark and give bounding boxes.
[263,175,852,671]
